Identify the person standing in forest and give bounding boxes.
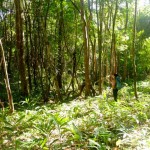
[110,73,119,101]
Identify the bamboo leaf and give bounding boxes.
[88,139,101,148]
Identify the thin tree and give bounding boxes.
[132,0,138,99]
[0,39,14,113]
[123,0,129,81]
[89,0,97,84]
[96,0,104,94]
[14,0,28,96]
[57,0,64,90]
[110,0,118,74]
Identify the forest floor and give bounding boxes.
[120,123,150,150]
[0,79,150,149]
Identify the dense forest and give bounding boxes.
[0,0,150,149]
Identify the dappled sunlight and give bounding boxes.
[119,123,150,149]
[0,0,150,149]
[0,80,150,149]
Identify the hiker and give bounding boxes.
[110,73,120,101]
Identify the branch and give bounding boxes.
[69,0,81,14]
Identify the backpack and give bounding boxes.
[116,76,122,90]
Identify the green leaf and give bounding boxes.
[4,126,14,131]
[16,115,25,124]
[88,139,101,148]
[40,138,47,148]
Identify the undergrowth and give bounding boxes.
[0,80,150,150]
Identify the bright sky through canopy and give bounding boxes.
[139,0,150,7]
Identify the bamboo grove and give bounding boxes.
[0,0,150,106]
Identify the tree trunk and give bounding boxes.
[123,0,129,81]
[43,1,51,103]
[8,12,13,76]
[110,0,118,74]
[0,39,14,113]
[132,0,138,99]
[57,0,64,90]
[80,0,91,97]
[14,0,28,96]
[96,0,104,94]
[25,16,32,93]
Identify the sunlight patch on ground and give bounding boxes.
[119,122,150,149]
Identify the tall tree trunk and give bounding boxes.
[14,0,28,96]
[88,0,97,85]
[71,8,79,93]
[42,0,51,103]
[8,12,13,76]
[57,0,64,90]
[132,0,138,99]
[110,0,118,74]
[123,0,129,81]
[80,0,91,97]
[96,0,104,94]
[25,16,32,93]
[0,39,14,113]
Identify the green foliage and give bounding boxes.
[0,0,150,148]
[0,80,150,149]
[137,6,150,38]
[0,0,149,102]
[138,38,150,75]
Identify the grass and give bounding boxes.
[0,80,150,150]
